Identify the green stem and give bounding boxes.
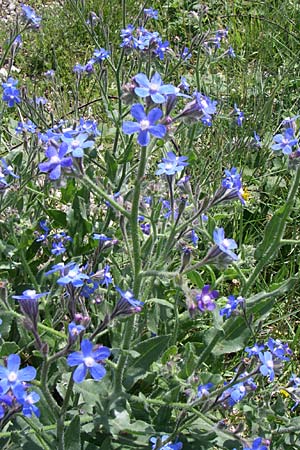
[113,146,148,394]
[131,146,147,294]
[81,174,131,219]
[21,416,51,450]
[57,374,74,450]
[41,358,60,418]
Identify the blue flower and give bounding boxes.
[190,229,198,247]
[0,354,36,395]
[68,322,85,343]
[220,373,257,408]
[0,158,19,178]
[156,151,189,176]
[98,265,113,288]
[198,382,214,398]
[115,286,144,310]
[234,103,245,126]
[44,69,55,79]
[259,351,275,381]
[2,86,21,107]
[0,386,12,418]
[219,295,244,318]
[14,386,40,418]
[2,77,18,89]
[155,40,170,60]
[57,264,89,287]
[266,337,292,361]
[16,119,37,134]
[122,104,166,146]
[213,227,238,261]
[245,343,265,357]
[21,4,42,28]
[196,285,218,312]
[253,131,262,148]
[67,339,110,383]
[271,128,298,155]
[45,261,75,276]
[144,8,159,19]
[12,289,49,302]
[78,118,101,136]
[39,143,73,180]
[178,92,217,125]
[73,63,89,74]
[12,289,48,327]
[61,132,94,158]
[226,46,236,57]
[112,287,144,317]
[243,437,269,450]
[134,72,176,104]
[221,167,245,204]
[92,48,110,62]
[51,241,66,255]
[180,47,192,60]
[120,25,138,48]
[150,435,183,450]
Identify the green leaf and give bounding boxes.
[124,335,171,389]
[254,204,286,260]
[148,298,174,309]
[65,415,81,450]
[0,342,19,356]
[47,209,67,227]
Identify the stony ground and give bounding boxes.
[0,1,23,22]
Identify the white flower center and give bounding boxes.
[149,83,159,91]
[140,120,150,131]
[84,356,94,367]
[222,238,230,248]
[68,269,77,278]
[8,371,17,382]
[267,360,274,369]
[50,155,61,164]
[202,294,211,303]
[27,395,34,404]
[71,140,79,148]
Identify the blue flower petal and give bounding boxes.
[131,104,146,121]
[90,363,106,380]
[137,130,150,146]
[73,364,88,383]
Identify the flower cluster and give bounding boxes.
[73,47,110,75]
[219,295,244,318]
[0,354,39,418]
[35,221,72,255]
[38,118,100,180]
[1,77,21,107]
[120,24,170,60]
[220,372,257,408]
[245,337,292,382]
[203,27,235,58]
